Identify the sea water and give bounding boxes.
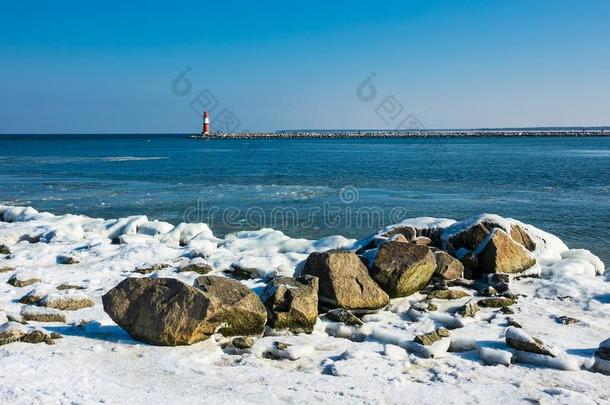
[1,134,608,264]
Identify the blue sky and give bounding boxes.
[1,0,609,133]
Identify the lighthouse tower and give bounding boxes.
[202,111,210,136]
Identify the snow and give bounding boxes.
[441,213,512,249]
[0,205,609,404]
[508,218,569,260]
[512,351,583,371]
[478,346,513,366]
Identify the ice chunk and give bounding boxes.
[478,346,512,366]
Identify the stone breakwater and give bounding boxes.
[193,129,610,139]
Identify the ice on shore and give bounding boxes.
[0,205,609,404]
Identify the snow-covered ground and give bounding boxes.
[1,205,609,404]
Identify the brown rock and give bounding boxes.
[428,289,471,300]
[371,242,436,298]
[232,336,254,350]
[178,262,213,275]
[444,219,505,253]
[192,275,267,337]
[134,263,170,274]
[477,229,536,274]
[389,234,409,243]
[0,244,10,255]
[39,294,94,311]
[0,322,28,345]
[413,236,432,246]
[19,289,45,305]
[433,251,464,280]
[0,266,15,273]
[103,278,220,345]
[457,301,479,317]
[21,306,66,323]
[262,275,318,333]
[301,251,389,311]
[21,330,54,345]
[381,225,416,241]
[325,308,364,327]
[414,327,450,346]
[509,224,536,251]
[478,297,516,308]
[56,284,86,291]
[7,274,41,288]
[505,326,555,357]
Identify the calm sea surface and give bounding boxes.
[1,135,608,265]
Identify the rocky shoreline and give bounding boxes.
[192,129,610,139]
[1,205,609,402]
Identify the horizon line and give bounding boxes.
[1,125,610,136]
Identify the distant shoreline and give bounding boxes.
[194,129,610,139]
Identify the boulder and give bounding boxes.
[19,286,52,305]
[479,286,498,297]
[371,242,436,298]
[458,252,478,278]
[554,315,579,325]
[381,225,416,241]
[232,336,254,350]
[509,224,536,251]
[477,229,536,274]
[433,251,464,280]
[389,234,409,243]
[39,293,94,311]
[443,218,505,253]
[104,277,267,346]
[21,329,55,345]
[413,236,432,246]
[0,322,28,345]
[597,337,610,361]
[428,289,471,300]
[457,301,479,317]
[301,251,389,311]
[134,263,170,274]
[324,308,364,327]
[192,275,267,337]
[0,244,10,255]
[478,297,515,308]
[262,275,318,333]
[414,327,450,346]
[21,306,66,323]
[505,326,556,357]
[56,284,86,291]
[7,274,41,288]
[178,261,213,275]
[507,317,522,328]
[57,254,79,265]
[103,278,219,345]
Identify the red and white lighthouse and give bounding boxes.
[202,111,210,135]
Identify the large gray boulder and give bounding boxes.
[477,229,536,274]
[301,251,389,311]
[103,277,266,346]
[103,278,215,346]
[371,241,436,297]
[262,275,318,333]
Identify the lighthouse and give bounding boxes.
[202,111,210,136]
